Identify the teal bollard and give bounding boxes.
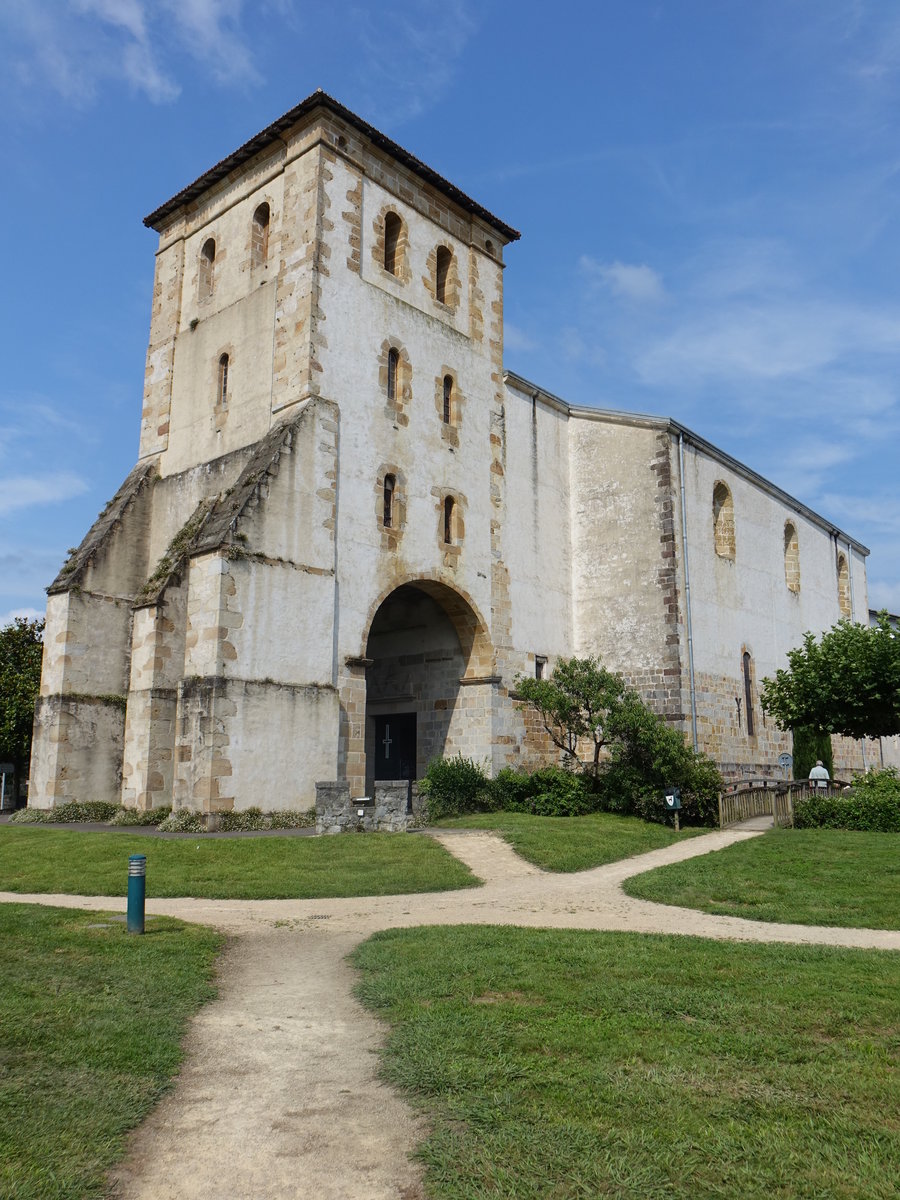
[127,855,146,934]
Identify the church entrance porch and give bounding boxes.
[361,581,495,796]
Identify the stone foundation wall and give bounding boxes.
[315,779,422,833]
[29,695,125,808]
[173,675,339,814]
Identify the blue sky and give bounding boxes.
[1,0,899,625]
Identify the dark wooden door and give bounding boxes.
[373,713,417,782]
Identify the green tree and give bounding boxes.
[515,656,626,775]
[515,656,722,824]
[761,613,900,740]
[790,726,833,781]
[0,618,45,774]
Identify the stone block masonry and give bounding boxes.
[315,780,421,834]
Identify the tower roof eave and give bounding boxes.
[143,89,520,242]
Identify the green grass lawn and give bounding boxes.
[437,811,702,871]
[0,827,477,899]
[0,902,221,1200]
[353,925,900,1200]
[624,828,900,929]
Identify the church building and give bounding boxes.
[28,91,885,816]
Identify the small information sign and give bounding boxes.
[664,786,682,831]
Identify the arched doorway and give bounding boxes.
[363,582,491,793]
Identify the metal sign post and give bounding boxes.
[664,787,682,832]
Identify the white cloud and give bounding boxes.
[637,297,900,387]
[0,397,95,462]
[580,257,665,303]
[560,327,606,367]
[504,322,537,354]
[683,237,803,303]
[0,549,67,604]
[352,0,479,123]
[770,440,859,501]
[0,608,45,627]
[0,473,89,517]
[1,0,265,106]
[159,0,261,87]
[818,491,900,535]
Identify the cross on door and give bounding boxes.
[382,724,392,756]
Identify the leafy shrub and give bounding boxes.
[19,800,121,824]
[420,756,492,820]
[219,806,267,832]
[157,809,204,833]
[599,698,722,827]
[109,806,172,827]
[8,808,47,824]
[491,765,595,816]
[794,768,900,832]
[10,802,317,832]
[490,768,536,811]
[268,808,316,829]
[218,806,315,831]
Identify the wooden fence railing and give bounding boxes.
[718,780,849,829]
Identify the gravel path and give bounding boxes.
[3,825,898,1199]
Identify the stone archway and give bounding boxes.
[362,581,493,794]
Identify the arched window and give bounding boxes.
[217,354,229,406]
[435,246,452,303]
[387,347,399,401]
[485,239,495,257]
[712,482,735,560]
[742,651,755,737]
[784,522,800,592]
[251,203,270,267]
[442,374,453,424]
[199,238,216,300]
[383,474,395,528]
[837,554,851,618]
[443,496,455,545]
[383,212,402,276]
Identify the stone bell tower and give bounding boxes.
[29,90,522,814]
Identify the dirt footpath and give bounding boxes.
[4,827,898,1199]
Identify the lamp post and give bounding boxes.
[127,855,146,934]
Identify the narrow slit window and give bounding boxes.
[837,554,851,618]
[743,652,754,737]
[217,354,229,406]
[251,203,270,267]
[442,374,453,424]
[784,522,800,592]
[713,482,735,559]
[384,212,401,275]
[199,238,216,300]
[535,655,547,680]
[383,474,395,528]
[435,246,451,303]
[387,348,399,401]
[443,496,455,544]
